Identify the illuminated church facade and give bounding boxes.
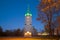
[24,6,33,37]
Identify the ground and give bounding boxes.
[0,37,60,40]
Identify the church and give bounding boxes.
[23,6,37,37]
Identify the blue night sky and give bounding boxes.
[0,0,44,32]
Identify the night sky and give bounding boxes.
[0,0,44,32]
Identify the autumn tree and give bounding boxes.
[37,0,60,35]
[15,28,21,36]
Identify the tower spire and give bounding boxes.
[27,4,30,13]
[25,4,32,16]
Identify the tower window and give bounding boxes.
[25,24,26,25]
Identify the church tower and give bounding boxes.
[24,6,33,37]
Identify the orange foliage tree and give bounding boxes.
[37,0,60,35]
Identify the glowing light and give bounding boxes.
[30,14,32,16]
[25,13,32,16]
[24,31,32,37]
[41,32,49,35]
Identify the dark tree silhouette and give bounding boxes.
[15,28,21,36]
[0,26,3,36]
[57,16,60,26]
[0,26,23,37]
[21,28,24,37]
[5,30,12,36]
[52,16,60,35]
[32,26,37,36]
